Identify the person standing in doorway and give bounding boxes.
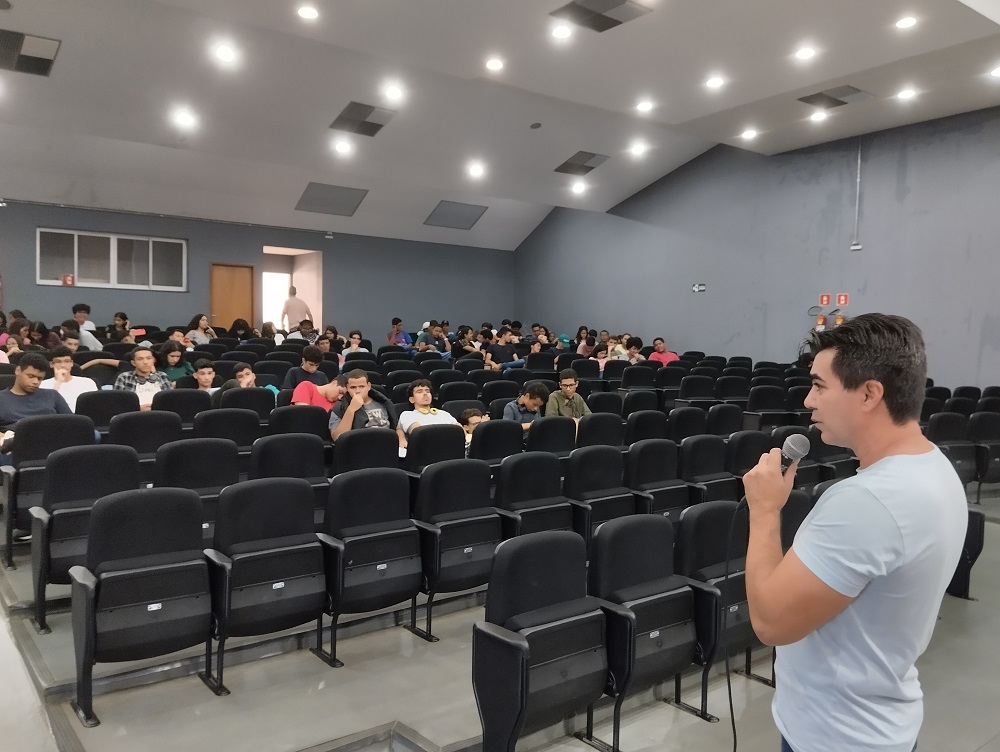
[281,286,314,332]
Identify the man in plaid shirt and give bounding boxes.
[113,347,172,410]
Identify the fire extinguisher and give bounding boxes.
[815,314,827,331]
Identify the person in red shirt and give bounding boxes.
[291,373,346,411]
[648,337,680,366]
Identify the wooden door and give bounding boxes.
[210,263,255,331]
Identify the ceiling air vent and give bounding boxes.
[294,182,369,217]
[554,151,609,176]
[798,85,874,109]
[424,201,488,230]
[550,0,652,32]
[330,101,398,137]
[0,29,60,76]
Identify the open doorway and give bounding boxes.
[262,246,323,332]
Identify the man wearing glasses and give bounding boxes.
[546,369,591,420]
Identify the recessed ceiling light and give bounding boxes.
[213,43,237,64]
[384,83,404,101]
[741,129,758,140]
[333,138,352,155]
[629,141,647,157]
[895,16,916,29]
[636,99,653,113]
[705,76,725,89]
[897,88,916,99]
[485,58,504,72]
[170,106,198,130]
[795,47,816,60]
[992,66,1000,78]
[467,160,485,178]
[552,24,572,39]
[297,6,319,20]
[810,110,828,122]
[571,180,587,194]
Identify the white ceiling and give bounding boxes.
[0,0,998,250]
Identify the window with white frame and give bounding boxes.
[36,229,187,291]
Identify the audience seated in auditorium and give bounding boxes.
[576,335,596,357]
[415,321,451,359]
[229,318,260,341]
[40,346,97,412]
[453,326,482,359]
[281,286,313,331]
[329,369,398,442]
[281,346,329,390]
[60,320,102,351]
[458,408,487,450]
[386,317,413,350]
[192,360,218,394]
[622,336,645,364]
[502,381,549,431]
[395,379,459,448]
[157,341,195,385]
[113,347,173,410]
[590,343,611,373]
[185,313,217,346]
[546,369,591,420]
[342,329,368,353]
[71,303,98,333]
[0,352,73,462]
[108,311,130,339]
[484,327,524,372]
[574,325,590,349]
[323,325,346,347]
[29,322,61,350]
[291,372,345,411]
[287,319,319,345]
[648,337,679,366]
[211,362,258,407]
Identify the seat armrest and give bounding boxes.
[203,549,233,632]
[203,548,233,571]
[69,565,98,592]
[316,533,345,552]
[683,578,721,665]
[29,506,52,527]
[472,620,530,744]
[631,490,654,513]
[597,599,636,698]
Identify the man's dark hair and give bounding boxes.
[805,313,926,424]
[497,326,512,337]
[479,329,494,342]
[391,317,402,326]
[407,378,433,398]
[130,347,154,362]
[481,322,493,330]
[72,303,91,315]
[233,362,253,375]
[302,345,323,364]
[316,335,330,346]
[335,373,350,387]
[62,331,80,343]
[49,346,74,360]
[427,320,439,328]
[653,337,664,344]
[345,369,369,382]
[530,322,541,329]
[60,319,81,333]
[627,336,643,350]
[17,352,50,372]
[299,319,314,329]
[511,320,522,330]
[559,369,579,383]
[194,359,214,372]
[501,319,512,326]
[522,381,550,401]
[458,408,484,425]
[585,336,596,347]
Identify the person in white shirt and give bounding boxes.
[60,320,103,352]
[281,286,313,331]
[72,303,97,332]
[40,346,97,413]
[395,379,458,449]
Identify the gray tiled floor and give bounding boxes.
[2,520,998,752]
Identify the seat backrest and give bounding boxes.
[42,445,141,509]
[11,414,96,463]
[495,451,564,509]
[925,385,951,402]
[576,412,624,448]
[620,366,654,389]
[87,487,203,570]
[249,433,326,480]
[770,425,809,451]
[587,392,623,416]
[571,359,600,380]
[715,376,748,399]
[386,370,423,390]
[268,405,331,440]
[485,531,587,625]
[805,425,852,462]
[430,370,465,390]
[482,380,520,403]
[678,375,715,399]
[420,360,452,377]
[976,397,1000,415]
[413,458,493,521]
[214,478,316,553]
[750,376,783,389]
[655,367,686,388]
[254,360,293,379]
[525,416,577,453]
[266,351,302,366]
[747,385,786,411]
[706,402,743,437]
[564,445,625,498]
[602,360,628,379]
[624,410,669,444]
[325,467,412,535]
[107,411,185,455]
[75,390,140,428]
[403,423,467,472]
[725,431,772,474]
[780,490,814,552]
[504,368,534,387]
[154,438,240,490]
[212,360,243,380]
[625,438,679,487]
[785,385,811,411]
[219,387,275,419]
[525,352,556,370]
[926,412,969,443]
[667,406,706,442]
[969,411,1000,443]
[678,434,728,480]
[589,515,675,597]
[381,359,416,376]
[193,408,262,446]
[469,419,525,462]
[438,382,480,403]
[675,500,747,579]
[441,398,487,418]
[953,385,982,401]
[331,427,400,474]
[943,397,976,418]
[468,369,503,388]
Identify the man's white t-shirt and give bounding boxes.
[80,320,97,332]
[398,408,458,433]
[774,447,967,752]
[40,375,97,413]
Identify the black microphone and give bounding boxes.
[781,433,811,475]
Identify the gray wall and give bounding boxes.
[0,203,515,338]
[514,105,1000,387]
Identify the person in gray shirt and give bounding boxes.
[502,381,549,432]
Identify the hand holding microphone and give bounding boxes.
[743,434,811,515]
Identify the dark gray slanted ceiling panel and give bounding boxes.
[0,28,60,76]
[330,101,398,137]
[550,0,651,32]
[295,182,369,217]
[424,200,488,230]
[554,151,610,176]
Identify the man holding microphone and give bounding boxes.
[743,313,967,752]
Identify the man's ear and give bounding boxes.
[859,379,885,413]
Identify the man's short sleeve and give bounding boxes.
[328,410,342,434]
[792,484,905,598]
[291,381,315,405]
[502,401,518,421]
[398,411,417,432]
